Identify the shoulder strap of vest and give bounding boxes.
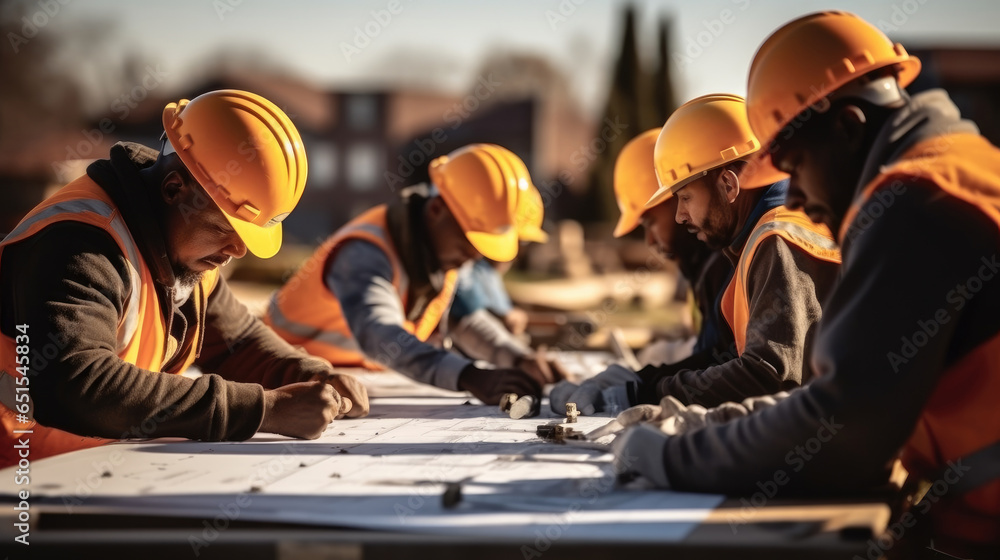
[736,207,840,289]
[332,207,410,297]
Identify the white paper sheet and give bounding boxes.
[0,385,723,541]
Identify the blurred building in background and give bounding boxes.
[909,47,1000,147]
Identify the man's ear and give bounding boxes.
[717,168,741,204]
[426,195,446,222]
[160,170,189,207]
[836,104,868,155]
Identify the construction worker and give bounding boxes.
[610,127,733,357]
[0,90,369,467]
[612,12,1000,554]
[552,95,841,415]
[266,144,560,405]
[448,176,551,361]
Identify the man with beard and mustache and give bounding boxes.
[551,95,841,416]
[612,128,734,358]
[551,128,733,418]
[613,12,1000,555]
[0,90,368,466]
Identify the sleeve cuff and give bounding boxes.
[436,352,473,392]
[222,381,267,441]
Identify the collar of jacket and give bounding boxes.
[385,184,447,314]
[854,89,980,197]
[86,142,176,287]
[724,179,789,263]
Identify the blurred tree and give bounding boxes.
[651,17,678,127]
[0,1,86,178]
[578,6,678,225]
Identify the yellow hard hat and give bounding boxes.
[746,11,921,150]
[645,93,787,210]
[428,144,520,262]
[482,145,548,244]
[162,89,307,259]
[613,128,661,238]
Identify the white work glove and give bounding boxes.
[548,364,639,416]
[617,393,791,435]
[612,423,670,487]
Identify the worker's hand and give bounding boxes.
[612,396,708,436]
[547,364,640,415]
[503,307,530,336]
[548,379,580,414]
[612,424,671,487]
[514,347,568,386]
[260,380,344,439]
[615,393,770,436]
[311,372,370,419]
[458,363,542,406]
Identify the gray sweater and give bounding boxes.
[639,182,840,408]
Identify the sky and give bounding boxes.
[25,0,1000,117]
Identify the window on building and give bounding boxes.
[346,95,378,130]
[347,143,380,191]
[307,141,338,189]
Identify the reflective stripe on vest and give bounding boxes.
[266,292,361,352]
[722,206,841,355]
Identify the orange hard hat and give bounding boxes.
[746,11,921,150]
[162,89,307,259]
[613,128,661,238]
[428,144,520,262]
[645,94,787,209]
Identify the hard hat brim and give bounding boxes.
[737,154,789,190]
[613,208,642,238]
[466,228,519,263]
[224,212,282,259]
[518,225,549,244]
[644,184,675,211]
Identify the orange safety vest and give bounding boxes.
[720,206,842,355]
[0,176,218,467]
[265,205,458,369]
[841,133,1000,543]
